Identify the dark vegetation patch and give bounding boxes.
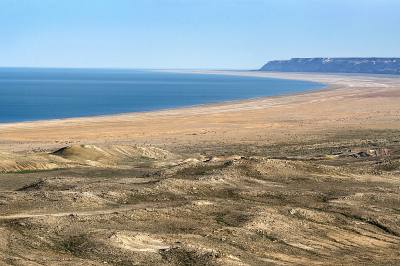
[214,210,253,227]
[58,234,94,256]
[173,163,230,179]
[126,191,185,204]
[15,179,77,192]
[10,168,64,174]
[374,159,400,172]
[16,179,47,191]
[161,246,220,266]
[175,129,400,160]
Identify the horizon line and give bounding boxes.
[0,66,257,71]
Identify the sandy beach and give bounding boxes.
[1,71,399,151]
[0,71,400,265]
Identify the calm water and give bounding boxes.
[0,68,324,123]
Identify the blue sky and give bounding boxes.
[1,0,399,69]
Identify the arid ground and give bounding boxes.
[0,71,399,265]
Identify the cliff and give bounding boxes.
[260,58,400,75]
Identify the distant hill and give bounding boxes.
[260,58,400,75]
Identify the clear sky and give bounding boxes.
[1,0,399,69]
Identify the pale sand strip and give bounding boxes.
[0,71,399,152]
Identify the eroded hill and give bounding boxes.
[0,130,399,265]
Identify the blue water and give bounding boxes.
[0,68,324,123]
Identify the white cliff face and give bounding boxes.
[260,58,400,75]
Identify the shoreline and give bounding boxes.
[1,70,399,152]
[0,70,327,127]
[1,71,400,264]
[1,69,398,129]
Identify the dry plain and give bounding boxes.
[0,71,399,265]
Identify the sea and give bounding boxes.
[0,68,324,123]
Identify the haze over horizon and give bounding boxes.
[2,0,400,69]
